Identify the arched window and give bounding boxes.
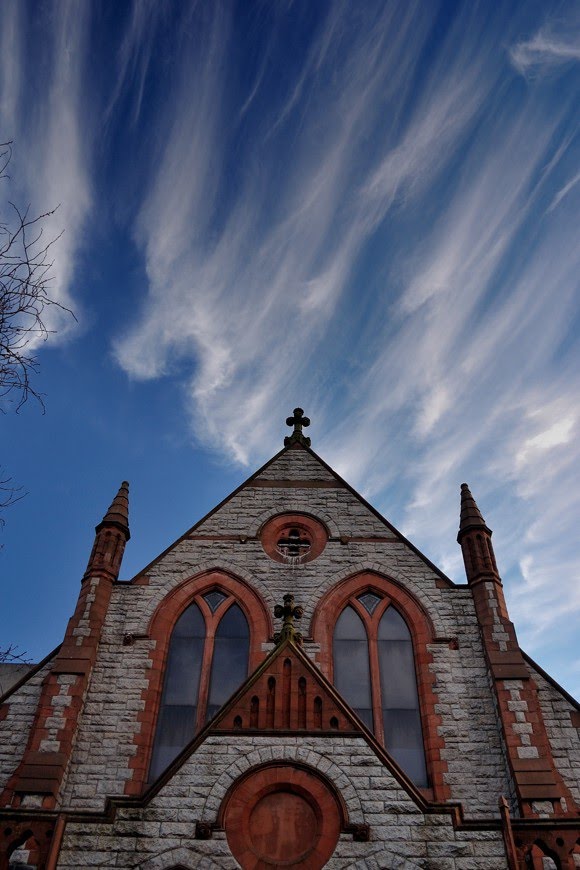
[8,834,42,868]
[149,590,250,780]
[333,607,373,730]
[333,592,427,787]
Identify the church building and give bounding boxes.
[1,410,579,868]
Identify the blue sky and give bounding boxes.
[1,0,580,698]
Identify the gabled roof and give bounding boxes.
[211,634,364,735]
[522,651,580,712]
[143,634,430,810]
[128,442,455,587]
[0,645,60,705]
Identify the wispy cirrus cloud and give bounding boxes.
[546,169,580,213]
[315,14,580,689]
[0,2,21,130]
[104,0,164,125]
[510,21,580,75]
[0,0,93,344]
[107,0,580,693]
[1,0,579,696]
[114,1,507,460]
[114,0,439,459]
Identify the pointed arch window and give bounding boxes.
[333,594,427,787]
[149,591,249,780]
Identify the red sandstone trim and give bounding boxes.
[466,563,577,818]
[126,570,272,793]
[219,762,346,869]
[0,816,56,867]
[1,544,122,806]
[310,571,450,801]
[260,513,328,564]
[215,644,361,734]
[247,479,344,488]
[126,444,455,587]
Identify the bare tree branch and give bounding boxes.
[1,139,75,555]
[0,465,25,534]
[0,643,32,665]
[0,140,75,413]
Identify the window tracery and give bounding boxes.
[129,571,271,793]
[333,594,427,786]
[312,574,440,792]
[260,513,328,563]
[149,590,250,780]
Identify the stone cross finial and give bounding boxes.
[274,593,304,645]
[284,407,311,447]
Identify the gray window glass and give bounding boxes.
[206,604,249,722]
[203,590,227,612]
[333,606,373,731]
[357,591,382,614]
[378,606,427,786]
[149,602,205,780]
[383,708,427,786]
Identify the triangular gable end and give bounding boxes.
[141,636,429,812]
[211,636,362,734]
[129,441,454,587]
[297,445,455,586]
[0,646,61,705]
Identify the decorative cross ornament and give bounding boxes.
[274,593,304,645]
[284,407,311,447]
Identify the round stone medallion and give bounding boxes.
[249,790,318,864]
[222,764,342,869]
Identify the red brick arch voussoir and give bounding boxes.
[311,571,449,802]
[125,570,272,794]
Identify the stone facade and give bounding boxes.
[0,434,579,869]
[57,736,507,870]
[0,657,55,793]
[530,664,580,810]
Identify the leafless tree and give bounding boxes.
[0,643,32,665]
[0,466,24,527]
[1,140,73,413]
[1,141,73,548]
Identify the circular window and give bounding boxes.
[261,514,328,564]
[276,527,311,560]
[222,764,342,869]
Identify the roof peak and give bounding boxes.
[284,407,311,447]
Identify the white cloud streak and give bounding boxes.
[546,169,580,213]
[0,2,21,130]
[0,0,93,344]
[511,25,580,75]
[109,1,580,694]
[104,0,164,125]
[114,1,501,458]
